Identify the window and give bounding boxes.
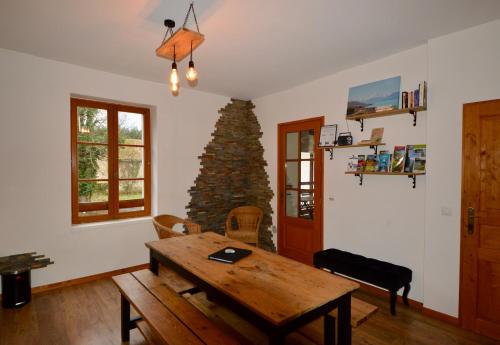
[71,98,151,224]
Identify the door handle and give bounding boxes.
[467,207,475,235]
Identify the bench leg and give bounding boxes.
[324,314,336,345]
[389,290,397,316]
[402,284,410,306]
[121,295,131,342]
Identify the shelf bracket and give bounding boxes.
[409,109,418,126]
[357,119,364,132]
[369,145,379,154]
[355,173,363,186]
[326,148,334,160]
[408,175,416,189]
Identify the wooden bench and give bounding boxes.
[112,269,241,345]
[298,297,378,344]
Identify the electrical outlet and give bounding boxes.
[271,225,277,234]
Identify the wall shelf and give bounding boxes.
[345,171,425,188]
[346,106,426,131]
[321,142,385,160]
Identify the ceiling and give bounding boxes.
[1,0,500,99]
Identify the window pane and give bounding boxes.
[119,146,144,178]
[77,107,107,143]
[119,180,144,201]
[286,190,298,217]
[299,191,314,220]
[119,199,145,213]
[286,132,299,160]
[300,130,315,159]
[300,160,314,189]
[119,112,144,145]
[77,144,108,179]
[78,181,109,203]
[285,161,299,188]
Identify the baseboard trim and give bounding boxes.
[31,263,149,295]
[422,307,460,326]
[356,280,423,310]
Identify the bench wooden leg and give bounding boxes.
[402,284,410,306]
[389,290,397,316]
[121,295,131,342]
[324,314,336,345]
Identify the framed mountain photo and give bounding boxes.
[346,76,401,117]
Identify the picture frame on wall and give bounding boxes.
[346,76,401,116]
[318,124,338,147]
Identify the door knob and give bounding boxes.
[467,207,475,235]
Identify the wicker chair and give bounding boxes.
[152,214,201,239]
[225,206,263,246]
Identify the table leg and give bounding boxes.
[269,332,285,345]
[149,250,159,275]
[337,293,351,345]
[121,295,130,342]
[324,313,336,345]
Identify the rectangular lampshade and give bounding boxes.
[156,27,205,62]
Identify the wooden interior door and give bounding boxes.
[460,99,500,340]
[277,117,324,265]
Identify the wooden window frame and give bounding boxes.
[71,98,151,224]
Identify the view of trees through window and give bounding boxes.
[77,108,144,204]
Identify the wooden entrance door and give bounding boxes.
[277,117,324,265]
[460,99,500,340]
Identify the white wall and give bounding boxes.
[254,45,428,302]
[254,19,500,317]
[424,19,500,317]
[0,48,228,290]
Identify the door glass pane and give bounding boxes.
[119,112,144,145]
[78,181,109,211]
[300,160,314,189]
[119,180,144,201]
[286,190,298,217]
[286,132,299,160]
[285,162,299,188]
[77,107,107,143]
[300,130,315,159]
[119,146,144,178]
[299,191,314,220]
[77,144,108,179]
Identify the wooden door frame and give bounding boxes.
[276,116,325,256]
[459,98,500,331]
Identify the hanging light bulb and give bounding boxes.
[171,82,179,96]
[186,41,198,84]
[169,61,179,86]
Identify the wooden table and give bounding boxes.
[146,232,359,345]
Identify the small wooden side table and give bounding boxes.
[0,252,53,308]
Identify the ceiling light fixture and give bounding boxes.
[157,2,204,96]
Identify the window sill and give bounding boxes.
[71,216,153,232]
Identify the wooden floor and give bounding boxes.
[0,277,496,345]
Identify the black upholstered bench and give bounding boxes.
[314,248,412,316]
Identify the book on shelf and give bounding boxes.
[391,146,406,173]
[413,157,426,173]
[357,155,366,172]
[377,153,392,172]
[405,144,426,173]
[347,155,359,172]
[365,154,378,172]
[401,82,427,109]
